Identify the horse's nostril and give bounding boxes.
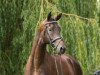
[52,43,55,47]
[60,47,66,54]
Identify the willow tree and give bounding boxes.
[0,0,99,75]
[0,0,24,75]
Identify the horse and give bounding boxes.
[24,12,83,75]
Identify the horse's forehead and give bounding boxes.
[38,20,58,31]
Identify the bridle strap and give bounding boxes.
[45,21,62,49]
[45,26,53,45]
[54,38,62,50]
[54,55,59,75]
[44,21,57,25]
[51,37,62,43]
[54,55,63,75]
[60,55,63,75]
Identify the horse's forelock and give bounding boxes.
[38,24,44,32]
[38,19,56,32]
[38,20,46,32]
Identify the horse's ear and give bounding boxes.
[47,12,51,21]
[55,13,62,21]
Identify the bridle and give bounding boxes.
[45,21,63,75]
[44,21,62,50]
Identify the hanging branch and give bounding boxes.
[36,0,44,26]
[44,0,96,22]
[57,11,96,21]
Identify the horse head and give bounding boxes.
[38,12,66,54]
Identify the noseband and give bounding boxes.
[44,21,62,50]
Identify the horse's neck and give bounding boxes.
[31,31,46,70]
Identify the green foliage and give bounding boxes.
[0,0,100,75]
[75,0,97,18]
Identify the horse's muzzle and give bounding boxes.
[60,47,66,54]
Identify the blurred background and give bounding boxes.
[0,0,100,75]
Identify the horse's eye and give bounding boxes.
[49,29,52,31]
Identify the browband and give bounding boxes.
[44,21,57,25]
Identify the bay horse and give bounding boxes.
[24,12,83,75]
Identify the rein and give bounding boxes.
[54,55,63,75]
